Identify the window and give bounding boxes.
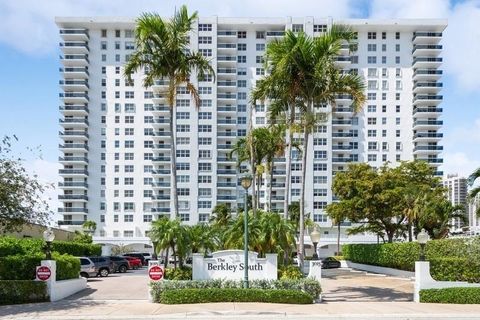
[368,142,378,150]
[124,202,134,211]
[200,100,212,107]
[177,163,190,170]
[177,124,190,132]
[178,137,190,144]
[396,117,401,125]
[198,163,211,172]
[238,43,247,51]
[101,29,107,37]
[395,32,400,40]
[396,142,402,151]
[237,80,247,88]
[313,202,327,209]
[199,150,211,159]
[178,188,190,196]
[237,68,247,76]
[395,44,400,52]
[291,163,302,171]
[198,201,211,209]
[198,112,212,120]
[125,41,134,50]
[368,154,377,161]
[143,215,152,222]
[125,91,134,99]
[198,176,212,183]
[396,105,401,113]
[198,36,212,44]
[314,24,327,32]
[367,92,376,100]
[396,93,401,101]
[255,68,265,75]
[256,31,265,39]
[382,117,387,125]
[125,140,134,148]
[291,189,300,197]
[367,56,377,64]
[313,138,327,146]
[382,56,387,64]
[313,163,327,171]
[367,117,377,125]
[237,31,246,38]
[115,29,121,37]
[382,31,386,40]
[382,43,387,52]
[367,105,376,112]
[199,188,211,198]
[125,103,135,113]
[125,165,134,173]
[176,112,190,119]
[101,41,107,50]
[367,44,377,52]
[199,125,212,132]
[198,137,212,145]
[124,231,133,237]
[291,176,301,184]
[256,43,265,51]
[255,117,265,124]
[238,92,247,100]
[368,129,377,137]
[199,49,212,57]
[176,150,190,158]
[395,56,400,64]
[367,32,377,39]
[256,56,264,64]
[178,175,190,183]
[314,176,328,184]
[237,55,246,63]
[198,24,212,31]
[368,68,377,77]
[314,150,327,160]
[292,24,303,33]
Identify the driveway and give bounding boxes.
[67,268,149,300]
[321,268,414,302]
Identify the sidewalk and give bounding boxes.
[2,300,480,320]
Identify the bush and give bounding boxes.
[430,257,480,283]
[160,288,313,304]
[0,280,48,305]
[164,267,192,280]
[278,265,303,280]
[0,253,80,281]
[0,236,101,257]
[420,287,480,304]
[150,278,321,303]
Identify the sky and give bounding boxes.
[0,0,479,214]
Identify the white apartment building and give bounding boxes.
[56,16,446,254]
[443,174,468,231]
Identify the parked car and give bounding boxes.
[109,256,130,273]
[79,257,98,278]
[123,253,146,266]
[141,252,152,263]
[321,257,341,269]
[123,256,142,270]
[89,256,114,277]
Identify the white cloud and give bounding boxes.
[442,152,480,177]
[0,0,354,55]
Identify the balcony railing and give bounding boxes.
[61,54,90,63]
[60,67,89,75]
[59,169,89,175]
[414,145,443,151]
[155,144,171,149]
[413,69,443,77]
[412,44,443,53]
[413,120,443,126]
[152,182,171,187]
[58,220,85,225]
[417,158,444,163]
[152,157,171,161]
[217,183,237,187]
[332,157,354,163]
[217,69,237,74]
[414,94,443,101]
[218,131,237,137]
[217,169,236,175]
[59,105,89,112]
[412,32,442,41]
[217,43,237,49]
[59,80,89,88]
[59,92,89,100]
[332,145,353,150]
[59,42,89,50]
[58,156,89,163]
[218,106,236,112]
[217,119,236,124]
[59,143,89,150]
[59,29,88,36]
[59,131,89,138]
[58,195,88,201]
[58,182,88,188]
[217,31,237,36]
[414,132,443,139]
[266,31,285,37]
[151,195,171,200]
[413,57,443,64]
[217,195,237,200]
[217,93,237,99]
[332,119,352,125]
[332,132,355,137]
[58,207,88,213]
[152,169,171,174]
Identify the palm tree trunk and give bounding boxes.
[269,160,274,212]
[164,247,169,267]
[284,130,293,220]
[298,128,309,272]
[168,82,179,219]
[337,222,341,255]
[172,245,177,269]
[251,163,257,215]
[257,172,261,209]
[408,222,413,242]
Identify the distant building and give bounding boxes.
[442,174,468,231]
[468,193,480,232]
[2,223,76,241]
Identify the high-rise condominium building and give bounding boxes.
[443,174,468,231]
[56,17,446,254]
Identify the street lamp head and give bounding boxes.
[310,224,321,244]
[43,227,55,243]
[417,228,429,245]
[240,174,252,190]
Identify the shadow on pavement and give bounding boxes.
[0,298,103,317]
[322,285,413,302]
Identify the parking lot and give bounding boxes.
[68,267,150,300]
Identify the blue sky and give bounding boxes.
[0,0,479,210]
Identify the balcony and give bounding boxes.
[412,57,443,68]
[413,145,443,153]
[152,94,165,103]
[60,54,89,66]
[152,182,171,188]
[60,67,89,78]
[332,145,353,150]
[413,69,443,80]
[217,56,236,66]
[59,169,89,176]
[217,157,235,163]
[59,143,89,152]
[151,195,171,200]
[58,182,88,188]
[154,131,172,137]
[334,107,353,113]
[217,182,237,188]
[272,182,286,188]
[332,119,352,126]
[273,170,286,175]
[152,208,170,213]
[412,32,442,44]
[333,56,351,66]
[416,158,444,164]
[152,169,171,175]
[332,157,354,163]
[59,131,89,140]
[59,105,89,116]
[412,44,442,56]
[335,94,352,101]
[413,132,443,141]
[217,195,237,201]
[413,120,443,129]
[58,157,88,165]
[59,29,89,41]
[60,118,89,128]
[217,93,237,101]
[273,157,286,162]
[58,194,88,201]
[153,105,169,112]
[58,220,85,226]
[217,169,236,175]
[217,30,237,37]
[272,195,285,201]
[59,92,89,104]
[58,207,88,213]
[217,119,236,126]
[218,106,236,113]
[154,118,169,124]
[413,81,443,93]
[413,107,443,115]
[218,131,237,137]
[152,156,171,162]
[59,41,89,54]
[59,79,89,91]
[332,132,355,138]
[413,94,443,105]
[217,68,237,77]
[217,43,237,50]
[266,31,285,38]
[154,144,171,149]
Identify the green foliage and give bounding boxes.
[0,236,101,257]
[0,280,48,305]
[278,265,303,280]
[420,287,480,304]
[73,230,93,244]
[164,267,192,280]
[0,253,80,281]
[150,278,321,303]
[343,237,480,282]
[159,288,313,304]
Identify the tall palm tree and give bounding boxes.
[124,7,215,218]
[253,26,366,271]
[469,168,480,199]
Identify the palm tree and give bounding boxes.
[188,224,216,255]
[263,124,287,212]
[82,220,97,234]
[149,217,186,268]
[124,7,215,218]
[254,26,366,271]
[469,168,480,199]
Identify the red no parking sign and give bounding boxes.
[36,266,51,281]
[149,265,164,281]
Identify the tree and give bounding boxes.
[468,167,480,219]
[188,224,216,256]
[254,26,365,270]
[124,7,214,218]
[0,136,52,233]
[210,203,232,227]
[73,230,92,244]
[82,220,97,234]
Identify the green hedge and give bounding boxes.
[0,236,101,257]
[430,257,480,283]
[160,288,313,304]
[0,280,48,305]
[164,267,192,280]
[0,253,80,281]
[420,287,480,304]
[150,278,321,303]
[278,265,303,280]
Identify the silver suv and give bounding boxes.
[79,257,98,278]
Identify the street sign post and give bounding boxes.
[36,266,52,281]
[148,265,164,281]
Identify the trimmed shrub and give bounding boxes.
[0,253,80,281]
[0,280,49,305]
[164,267,192,280]
[150,278,321,303]
[0,236,101,257]
[420,287,480,304]
[430,257,480,283]
[160,288,313,304]
[278,265,303,280]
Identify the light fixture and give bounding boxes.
[240,174,252,190]
[417,229,429,261]
[43,227,55,260]
[310,225,321,260]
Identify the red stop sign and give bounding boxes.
[36,266,51,281]
[149,265,164,281]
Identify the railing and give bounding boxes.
[217,195,237,200]
[332,132,355,137]
[155,144,171,149]
[58,182,88,188]
[414,145,443,151]
[152,182,171,187]
[59,105,89,112]
[151,195,171,200]
[413,69,443,76]
[332,119,352,125]
[332,145,353,150]
[58,207,88,213]
[217,170,237,174]
[217,183,237,187]
[412,44,443,53]
[332,158,354,163]
[58,195,88,200]
[59,29,88,35]
[59,92,89,100]
[59,169,89,175]
[217,119,236,124]
[60,67,89,75]
[217,81,237,86]
[414,95,443,100]
[218,131,237,137]
[59,42,89,50]
[217,56,237,62]
[61,54,90,62]
[218,31,237,36]
[413,57,443,64]
[218,106,236,112]
[59,131,89,138]
[413,120,443,126]
[412,32,442,40]
[266,31,285,37]
[59,79,89,88]
[414,132,443,138]
[58,220,85,225]
[416,158,444,163]
[413,82,443,89]
[217,69,237,74]
[152,157,171,161]
[59,143,89,150]
[217,43,237,49]
[152,169,171,174]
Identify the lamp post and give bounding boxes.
[310,225,321,260]
[152,240,158,261]
[240,174,252,289]
[417,229,429,261]
[43,227,55,260]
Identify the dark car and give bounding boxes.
[109,256,130,273]
[321,257,341,269]
[123,253,146,266]
[89,256,114,277]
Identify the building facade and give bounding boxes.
[442,174,468,231]
[56,17,447,253]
